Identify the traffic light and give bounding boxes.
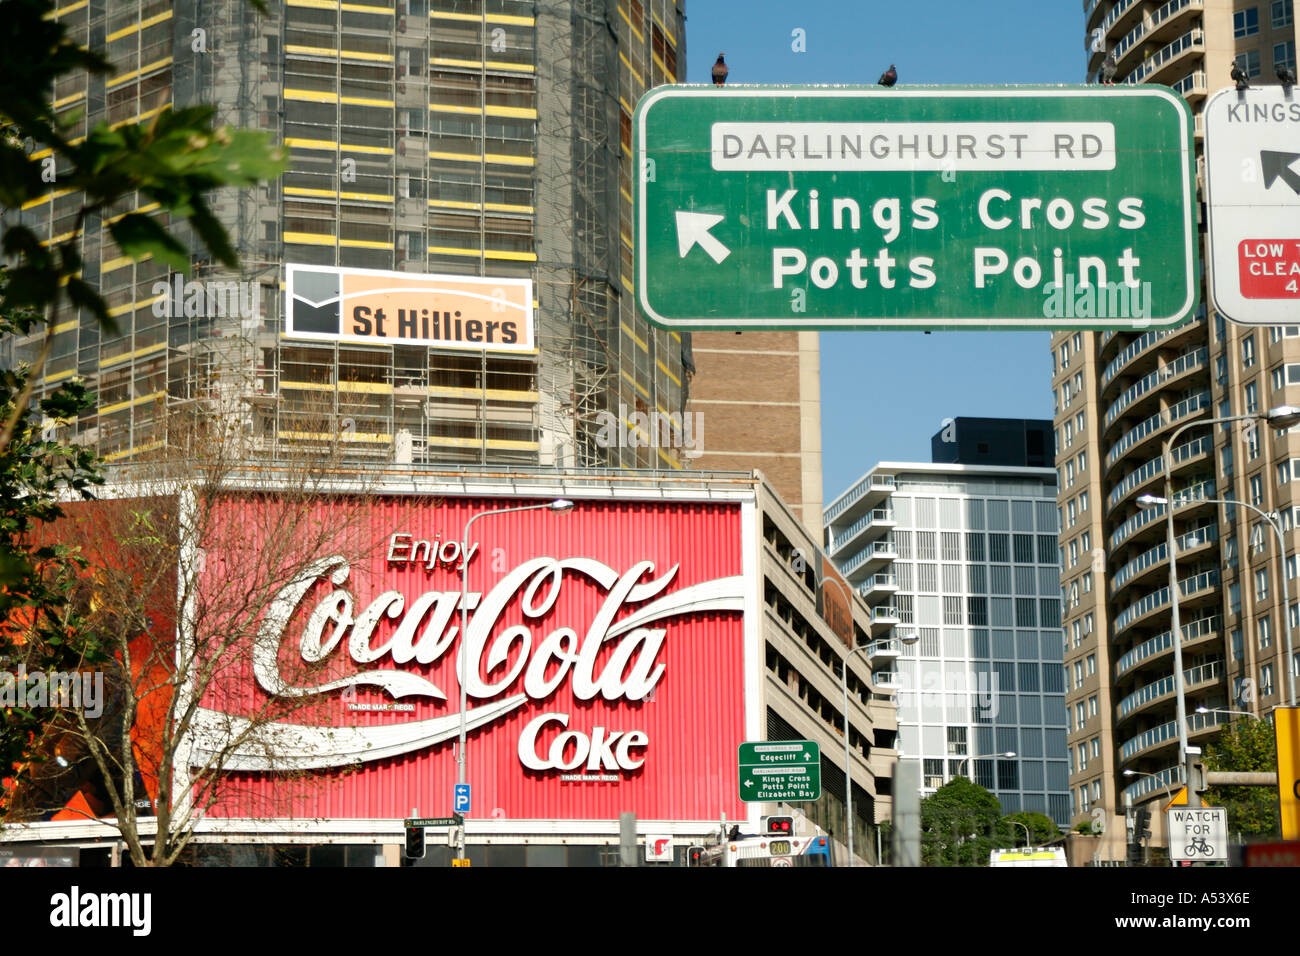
[1134,808,1151,840]
[685,845,705,867]
[405,825,426,860]
[762,815,793,835]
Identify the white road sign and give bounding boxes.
[1204,87,1300,325]
[1167,806,1227,862]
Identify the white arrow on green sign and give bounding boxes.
[738,740,822,803]
[634,86,1199,331]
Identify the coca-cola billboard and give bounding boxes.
[188,496,749,822]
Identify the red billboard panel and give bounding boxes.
[190,496,747,823]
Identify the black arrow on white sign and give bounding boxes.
[1262,150,1300,195]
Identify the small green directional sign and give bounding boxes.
[738,740,822,803]
[405,815,462,828]
[634,86,1198,330]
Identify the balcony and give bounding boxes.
[1107,434,1211,514]
[1101,328,1176,390]
[873,670,900,691]
[1171,69,1207,101]
[1125,29,1204,86]
[1123,763,1183,803]
[858,573,898,602]
[841,539,899,579]
[1117,658,1223,721]
[1114,613,1220,679]
[869,605,900,634]
[1110,521,1217,597]
[867,637,904,663]
[1099,0,1146,42]
[1114,0,1203,70]
[1110,498,1166,551]
[1105,389,1211,470]
[1103,347,1207,432]
[1111,567,1219,637]
[828,507,897,558]
[825,474,896,524]
[1119,706,1229,763]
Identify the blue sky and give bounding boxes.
[681,1,1085,506]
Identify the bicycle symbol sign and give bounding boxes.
[1168,806,1228,862]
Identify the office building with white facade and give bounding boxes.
[825,440,1070,826]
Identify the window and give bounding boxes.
[1256,568,1269,601]
[1247,423,1260,460]
[1084,612,1095,634]
[1081,531,1091,554]
[1066,460,1076,487]
[1251,473,1264,506]
[1235,7,1260,37]
[1226,533,1238,569]
[1062,381,1072,407]
[1217,355,1229,384]
[1259,614,1273,649]
[1092,780,1101,801]
[1074,371,1083,395]
[1082,572,1092,594]
[1079,491,1089,513]
[1086,654,1096,676]
[1090,736,1099,757]
[1245,381,1259,413]
[1261,663,1275,697]
[1276,40,1297,75]
[1071,620,1082,648]
[1074,661,1084,690]
[1068,540,1079,567]
[1232,627,1244,661]
[1080,787,1090,813]
[1073,332,1082,352]
[1077,743,1088,771]
[1230,581,1242,616]
[1067,499,1077,526]
[1075,411,1085,434]
[1276,0,1294,28]
[1064,420,1074,446]
[1077,450,1087,473]
[1236,49,1263,78]
[1243,334,1257,368]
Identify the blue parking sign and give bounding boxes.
[454,784,471,815]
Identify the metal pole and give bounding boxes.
[458,501,567,861]
[1163,432,1190,766]
[842,654,854,866]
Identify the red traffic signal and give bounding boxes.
[762,815,793,835]
[686,845,706,867]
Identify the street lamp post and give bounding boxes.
[1140,405,1300,775]
[457,498,574,861]
[840,629,918,867]
[1011,820,1031,850]
[1139,486,1300,716]
[952,751,1017,781]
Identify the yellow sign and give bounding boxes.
[1164,786,1188,812]
[285,264,534,352]
[1276,707,1300,841]
[451,858,471,868]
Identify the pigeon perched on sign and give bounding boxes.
[1100,53,1117,85]
[712,53,728,86]
[1280,66,1298,87]
[878,64,897,87]
[1231,62,1250,90]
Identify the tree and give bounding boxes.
[920,776,1004,866]
[0,0,287,457]
[999,810,1061,848]
[0,288,104,797]
[1203,718,1280,839]
[0,0,287,837]
[3,411,383,866]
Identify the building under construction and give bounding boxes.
[5,0,694,469]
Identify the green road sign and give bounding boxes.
[738,740,822,803]
[634,86,1198,331]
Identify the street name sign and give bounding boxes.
[738,740,821,802]
[1204,87,1300,326]
[405,815,462,828]
[635,86,1198,330]
[1167,806,1228,862]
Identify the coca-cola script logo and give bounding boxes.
[189,555,745,773]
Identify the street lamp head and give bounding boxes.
[898,630,921,646]
[1265,405,1300,429]
[1136,494,1167,508]
[1002,751,1016,759]
[549,499,576,513]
